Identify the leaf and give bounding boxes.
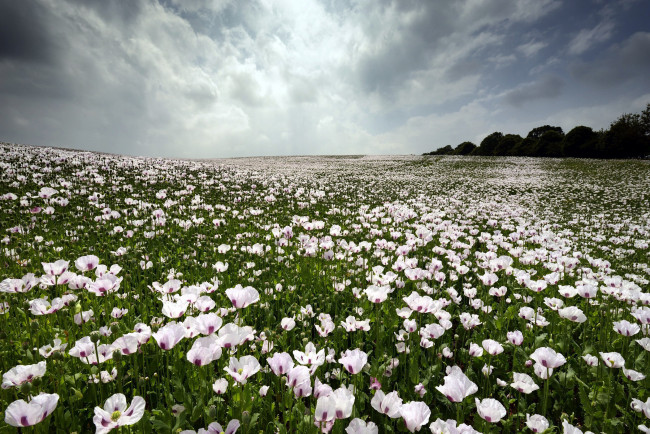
[273,420,288,434]
[69,388,83,402]
[249,413,260,429]
[150,417,172,433]
[595,389,611,406]
[191,400,203,423]
[636,350,646,366]
[173,386,185,403]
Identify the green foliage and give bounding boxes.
[563,126,599,158]
[473,132,503,156]
[453,141,477,155]
[423,103,650,158]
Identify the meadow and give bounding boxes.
[0,143,649,433]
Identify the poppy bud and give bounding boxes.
[20,382,32,394]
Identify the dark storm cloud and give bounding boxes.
[354,2,460,95]
[0,0,55,63]
[570,32,650,87]
[353,0,560,102]
[503,75,564,107]
[63,0,145,27]
[0,0,648,158]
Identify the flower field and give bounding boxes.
[1,143,649,433]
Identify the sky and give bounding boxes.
[1,0,649,158]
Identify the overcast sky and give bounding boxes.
[1,0,649,158]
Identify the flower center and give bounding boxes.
[111,411,121,422]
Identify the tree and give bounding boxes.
[494,134,523,156]
[453,141,476,155]
[600,113,649,158]
[526,125,564,140]
[537,130,564,157]
[563,126,599,158]
[473,132,503,156]
[511,137,536,156]
[640,103,650,139]
[435,145,454,155]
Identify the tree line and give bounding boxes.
[424,103,650,159]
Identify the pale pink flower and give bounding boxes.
[225,285,259,309]
[365,285,394,303]
[112,334,140,356]
[507,330,524,346]
[93,394,145,433]
[435,366,478,403]
[339,349,368,374]
[2,361,47,389]
[161,299,189,319]
[468,342,483,357]
[613,320,640,337]
[281,317,296,330]
[576,283,598,299]
[600,351,625,368]
[623,367,645,381]
[75,255,100,272]
[510,372,539,394]
[195,312,223,335]
[346,418,378,434]
[224,355,260,384]
[533,363,553,379]
[482,339,504,356]
[152,322,186,350]
[475,398,506,423]
[216,323,254,349]
[399,401,431,432]
[195,296,216,312]
[529,347,566,369]
[267,352,294,376]
[429,418,480,434]
[4,393,59,427]
[187,335,222,366]
[330,386,355,419]
[526,414,549,433]
[294,342,325,369]
[0,273,39,293]
[42,260,69,276]
[370,390,403,418]
[286,365,310,389]
[212,378,228,394]
[558,306,586,323]
[315,395,336,424]
[313,378,333,399]
[582,354,599,366]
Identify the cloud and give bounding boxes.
[517,40,548,57]
[351,0,560,109]
[502,75,564,107]
[0,0,647,157]
[570,32,650,87]
[0,0,57,63]
[567,20,615,55]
